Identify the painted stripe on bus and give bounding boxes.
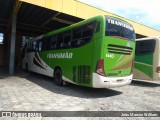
[134,61,153,67]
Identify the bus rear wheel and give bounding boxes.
[54,69,63,86]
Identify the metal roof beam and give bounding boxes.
[52,17,74,25]
[14,0,22,14]
[41,12,61,27]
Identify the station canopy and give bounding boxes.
[0,0,83,37]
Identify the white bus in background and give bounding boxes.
[133,36,160,81]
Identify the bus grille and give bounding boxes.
[78,65,90,84]
[107,44,133,55]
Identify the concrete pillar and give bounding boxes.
[9,14,17,75]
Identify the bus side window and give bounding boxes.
[39,41,42,51]
[50,36,57,50]
[46,37,50,51]
[79,23,94,46]
[73,27,82,40]
[95,21,100,33]
[33,41,36,52]
[41,39,47,51]
[35,41,39,51]
[62,31,71,48]
[72,27,82,47]
[82,23,94,38]
[57,33,64,49]
[136,40,156,55]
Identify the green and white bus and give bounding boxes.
[134,36,160,81]
[22,15,135,88]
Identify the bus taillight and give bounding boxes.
[156,66,160,73]
[96,59,106,76]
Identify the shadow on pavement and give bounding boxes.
[22,72,122,98]
[131,79,160,87]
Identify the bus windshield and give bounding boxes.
[106,16,135,41]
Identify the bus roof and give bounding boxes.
[29,15,105,42]
[30,15,133,41]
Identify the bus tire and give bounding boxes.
[54,69,63,86]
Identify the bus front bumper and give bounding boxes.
[92,73,133,88]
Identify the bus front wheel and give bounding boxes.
[54,69,63,86]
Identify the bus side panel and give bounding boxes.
[23,51,53,77]
[34,51,54,77]
[153,40,160,80]
[39,43,94,87]
[134,39,158,81]
[26,52,35,72]
[91,17,105,87]
[134,53,153,80]
[70,43,94,86]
